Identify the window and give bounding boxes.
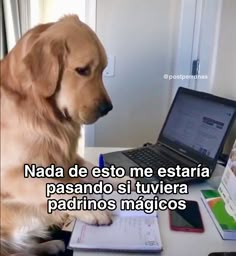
[30,0,96,31]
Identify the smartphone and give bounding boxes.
[169,200,204,233]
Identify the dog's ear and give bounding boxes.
[24,38,65,97]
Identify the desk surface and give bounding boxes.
[73,147,236,256]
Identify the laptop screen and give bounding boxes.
[159,88,236,164]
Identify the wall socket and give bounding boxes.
[104,55,115,77]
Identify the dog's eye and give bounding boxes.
[75,66,90,76]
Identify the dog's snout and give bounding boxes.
[98,101,113,116]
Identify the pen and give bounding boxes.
[99,154,105,169]
[99,154,104,199]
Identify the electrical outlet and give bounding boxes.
[104,55,115,77]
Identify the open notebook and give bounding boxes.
[69,193,163,252]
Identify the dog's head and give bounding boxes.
[23,15,112,124]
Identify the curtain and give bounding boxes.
[0,0,30,59]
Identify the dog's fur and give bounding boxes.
[0,15,125,255]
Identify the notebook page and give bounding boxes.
[69,216,162,251]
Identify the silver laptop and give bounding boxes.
[103,87,236,183]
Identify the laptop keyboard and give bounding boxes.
[123,147,177,170]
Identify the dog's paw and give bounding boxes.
[122,176,136,191]
[29,240,65,255]
[110,176,136,191]
[75,210,112,225]
[44,240,65,255]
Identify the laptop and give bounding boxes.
[103,87,236,183]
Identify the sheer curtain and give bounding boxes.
[0,0,31,58]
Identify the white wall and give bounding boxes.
[211,0,236,153]
[95,0,181,147]
[212,0,236,100]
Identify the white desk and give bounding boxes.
[73,147,236,256]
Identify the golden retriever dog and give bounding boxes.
[0,15,129,255]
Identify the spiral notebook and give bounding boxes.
[69,193,163,252]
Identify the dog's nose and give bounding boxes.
[98,101,113,116]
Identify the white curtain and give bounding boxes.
[0,0,30,58]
